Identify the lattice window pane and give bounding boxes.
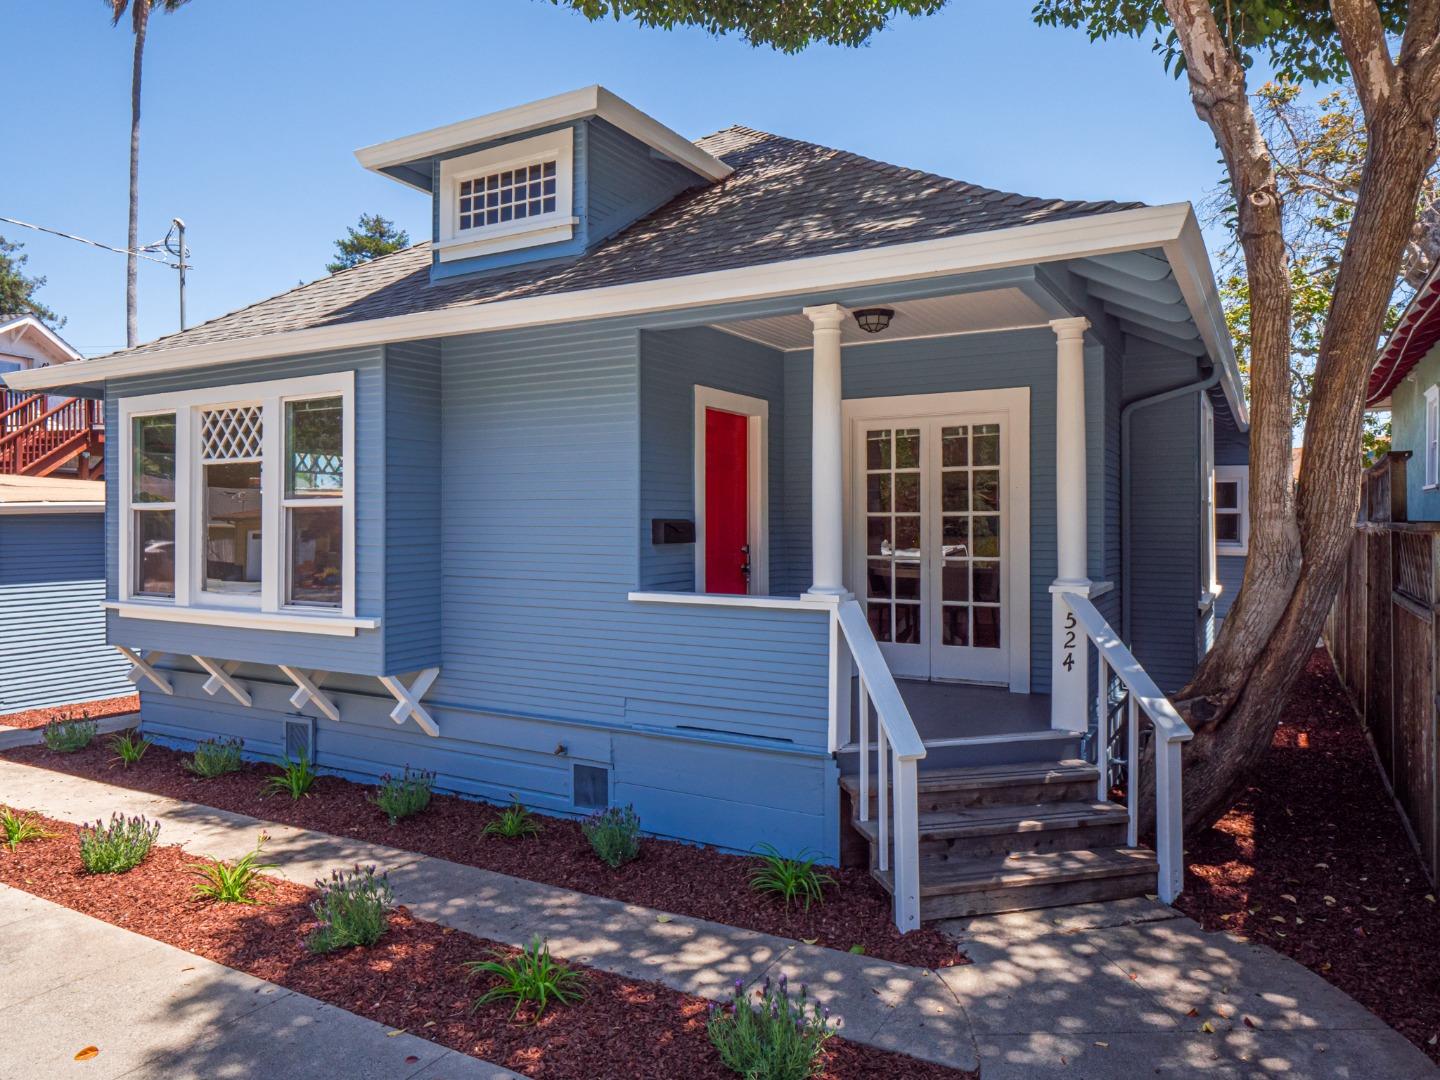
[459,158,558,231]
[202,406,263,462]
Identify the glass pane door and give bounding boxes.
[862,426,927,677]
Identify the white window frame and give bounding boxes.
[1426,384,1439,489]
[693,386,770,596]
[435,129,576,263]
[116,371,360,631]
[1215,465,1250,558]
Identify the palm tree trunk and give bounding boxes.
[126,3,148,350]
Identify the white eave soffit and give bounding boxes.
[354,84,733,184]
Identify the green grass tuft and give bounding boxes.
[191,834,277,904]
[465,935,585,1020]
[482,799,542,840]
[1,808,52,852]
[110,730,152,767]
[747,845,837,911]
[263,754,317,800]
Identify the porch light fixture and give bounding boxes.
[853,307,894,334]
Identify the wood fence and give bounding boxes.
[1325,450,1439,886]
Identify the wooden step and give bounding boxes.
[873,847,1158,920]
[853,800,1130,857]
[841,758,1099,812]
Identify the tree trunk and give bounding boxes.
[126,4,147,350]
[1162,104,1439,834]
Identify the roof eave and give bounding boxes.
[4,203,1239,405]
[355,85,733,184]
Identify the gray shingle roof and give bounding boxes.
[121,126,1143,357]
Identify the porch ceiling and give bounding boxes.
[713,288,1050,350]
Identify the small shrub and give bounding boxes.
[1,808,51,852]
[191,833,277,904]
[708,973,834,1080]
[110,731,152,767]
[465,935,585,1020]
[42,717,97,753]
[263,754,316,800]
[482,799,541,840]
[368,767,435,824]
[748,845,837,912]
[305,864,395,954]
[581,804,641,868]
[78,813,160,874]
[184,736,244,779]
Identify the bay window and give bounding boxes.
[118,372,355,623]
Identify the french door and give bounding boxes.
[852,413,1011,683]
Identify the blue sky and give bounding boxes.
[5,1,1241,356]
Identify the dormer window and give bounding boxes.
[436,128,575,262]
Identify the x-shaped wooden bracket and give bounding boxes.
[278,666,340,723]
[377,667,440,737]
[194,656,251,707]
[117,647,173,695]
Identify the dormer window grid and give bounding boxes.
[459,161,557,232]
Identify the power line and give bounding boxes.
[0,215,183,267]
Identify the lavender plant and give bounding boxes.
[78,813,160,873]
[184,736,244,778]
[367,767,435,824]
[305,865,395,953]
[42,717,97,753]
[707,972,835,1079]
[580,804,641,868]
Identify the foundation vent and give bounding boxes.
[572,764,609,810]
[284,717,315,764]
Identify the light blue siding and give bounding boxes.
[1216,556,1246,621]
[105,348,388,673]
[639,326,785,591]
[384,340,442,671]
[0,513,131,714]
[1123,337,1203,693]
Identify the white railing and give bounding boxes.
[1063,592,1192,901]
[831,597,927,930]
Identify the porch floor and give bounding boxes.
[841,678,1073,773]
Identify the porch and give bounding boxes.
[630,266,1201,928]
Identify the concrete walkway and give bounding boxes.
[1,756,1433,1079]
[0,884,520,1080]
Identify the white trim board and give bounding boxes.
[355,85,732,183]
[842,388,1032,694]
[693,385,769,596]
[4,203,1245,426]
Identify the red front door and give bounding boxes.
[704,408,749,594]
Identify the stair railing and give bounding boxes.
[1062,592,1192,901]
[0,396,95,474]
[833,597,927,931]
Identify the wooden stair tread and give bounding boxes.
[852,800,1128,842]
[874,847,1156,897]
[840,758,1096,798]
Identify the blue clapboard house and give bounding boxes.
[5,87,1249,927]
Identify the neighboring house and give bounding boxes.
[1371,264,1440,516]
[4,86,1248,927]
[0,314,105,479]
[0,475,132,714]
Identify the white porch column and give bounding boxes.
[803,304,850,597]
[1050,316,1091,731]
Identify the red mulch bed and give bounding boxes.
[0,813,971,1080]
[1176,648,1440,1063]
[0,695,139,730]
[0,739,961,968]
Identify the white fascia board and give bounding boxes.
[1161,210,1249,429]
[0,314,83,363]
[355,84,732,183]
[7,203,1223,392]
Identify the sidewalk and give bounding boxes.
[2,756,1434,1078]
[0,883,521,1080]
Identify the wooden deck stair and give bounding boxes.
[0,394,104,479]
[841,759,1158,921]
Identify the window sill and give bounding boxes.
[104,601,379,637]
[627,591,836,611]
[436,216,578,262]
[1197,584,1223,613]
[1217,544,1249,557]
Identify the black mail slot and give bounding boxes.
[651,518,696,544]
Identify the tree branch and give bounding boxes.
[1328,0,1397,122]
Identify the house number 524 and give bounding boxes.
[1062,611,1077,672]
